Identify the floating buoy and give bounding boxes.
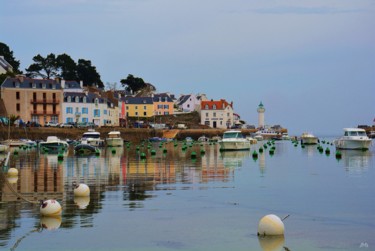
[74,196,90,209]
[163,148,167,153]
[200,149,205,154]
[325,148,330,155]
[57,153,64,161]
[74,183,90,197]
[140,152,146,159]
[40,199,62,216]
[335,150,342,159]
[259,147,264,153]
[7,176,18,184]
[40,216,62,230]
[257,214,285,236]
[95,150,100,156]
[7,167,19,177]
[252,151,258,158]
[191,151,197,158]
[13,150,19,155]
[151,149,156,155]
[269,149,275,155]
[111,148,116,154]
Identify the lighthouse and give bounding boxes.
[257,101,265,129]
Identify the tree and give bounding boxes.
[0,42,21,73]
[105,82,118,91]
[56,53,77,80]
[120,74,147,93]
[25,53,58,79]
[76,59,103,88]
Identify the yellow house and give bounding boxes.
[124,97,154,118]
[153,94,174,115]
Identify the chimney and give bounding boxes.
[80,80,83,88]
[61,80,65,89]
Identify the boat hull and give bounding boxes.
[334,139,372,150]
[219,140,251,151]
[106,138,124,147]
[301,138,318,145]
[74,144,98,155]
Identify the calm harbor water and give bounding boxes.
[0,138,374,251]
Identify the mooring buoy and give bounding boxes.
[257,214,285,236]
[40,199,62,216]
[74,183,90,197]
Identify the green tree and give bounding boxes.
[120,74,147,93]
[76,59,103,88]
[25,53,58,79]
[0,42,21,73]
[56,53,77,80]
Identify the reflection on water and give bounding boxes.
[0,141,374,250]
[258,235,285,251]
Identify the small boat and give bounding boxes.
[281,133,290,140]
[148,137,167,142]
[210,136,221,142]
[106,131,124,147]
[80,129,104,147]
[74,141,99,155]
[198,135,210,142]
[245,136,257,144]
[255,129,279,140]
[219,130,251,151]
[253,133,263,141]
[334,128,372,150]
[300,132,318,145]
[2,139,28,148]
[39,136,69,152]
[185,137,193,142]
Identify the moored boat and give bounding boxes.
[106,131,124,147]
[219,130,251,151]
[0,144,9,153]
[74,142,99,155]
[80,129,104,147]
[334,128,372,150]
[300,132,318,145]
[39,136,69,152]
[198,135,210,142]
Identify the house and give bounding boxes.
[0,56,13,74]
[124,97,154,118]
[1,76,63,125]
[200,99,234,129]
[153,93,174,115]
[176,94,201,112]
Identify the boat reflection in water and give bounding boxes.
[220,150,250,168]
[258,235,285,251]
[340,149,372,174]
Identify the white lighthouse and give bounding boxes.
[257,101,265,129]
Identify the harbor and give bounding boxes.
[0,137,374,250]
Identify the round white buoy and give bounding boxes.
[74,183,90,197]
[40,199,62,216]
[257,214,285,236]
[7,168,19,177]
[258,235,285,251]
[74,196,90,209]
[7,176,18,184]
[40,216,62,230]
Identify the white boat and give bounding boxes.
[0,144,9,153]
[281,133,290,140]
[334,128,372,150]
[2,139,28,148]
[198,135,210,142]
[245,136,257,144]
[255,129,279,140]
[80,129,105,147]
[39,136,69,152]
[254,134,264,141]
[300,132,318,145]
[106,131,124,147]
[219,130,251,151]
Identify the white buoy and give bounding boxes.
[7,176,18,184]
[7,168,19,177]
[40,216,62,230]
[40,199,62,216]
[74,196,90,209]
[258,235,285,251]
[74,183,90,197]
[257,214,285,236]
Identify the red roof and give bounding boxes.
[201,99,232,110]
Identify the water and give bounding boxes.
[0,139,374,251]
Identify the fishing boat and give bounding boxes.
[80,129,104,147]
[219,130,251,151]
[106,131,124,147]
[334,128,372,150]
[300,132,318,145]
[39,136,69,152]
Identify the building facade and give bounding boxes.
[124,97,154,118]
[200,99,234,129]
[153,93,174,115]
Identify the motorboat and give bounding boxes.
[80,129,104,147]
[253,134,263,141]
[281,133,290,140]
[300,132,318,145]
[1,139,28,148]
[245,136,257,144]
[106,131,124,147]
[219,130,251,151]
[39,136,69,152]
[0,144,9,153]
[334,128,372,150]
[255,129,279,140]
[198,135,210,142]
[210,136,222,142]
[74,140,99,155]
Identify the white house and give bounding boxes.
[176,93,204,112]
[0,56,13,74]
[200,99,234,129]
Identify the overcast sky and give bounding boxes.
[1,0,374,136]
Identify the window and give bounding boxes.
[94,109,100,117]
[83,97,87,103]
[135,106,138,110]
[104,110,107,115]
[135,112,138,116]
[66,107,73,114]
[144,106,147,110]
[67,117,73,123]
[213,104,216,110]
[76,107,79,113]
[187,104,190,108]
[42,83,46,89]
[227,113,230,117]
[82,107,88,114]
[126,112,129,116]
[82,118,88,123]
[126,106,129,110]
[16,92,20,99]
[75,96,79,103]
[31,116,38,122]
[164,105,169,109]
[16,103,20,111]
[213,112,216,117]
[164,112,169,115]
[32,83,36,88]
[143,112,147,116]
[206,113,208,117]
[158,104,163,109]
[205,105,209,109]
[67,96,71,102]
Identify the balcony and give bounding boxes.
[31,110,60,115]
[30,99,60,104]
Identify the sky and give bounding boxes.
[1,0,374,136]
